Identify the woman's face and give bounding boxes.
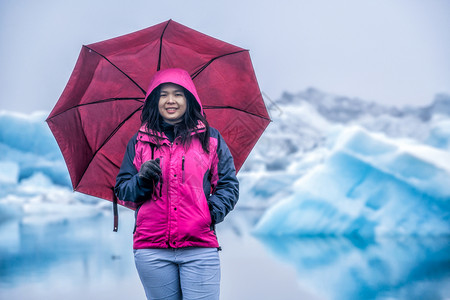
[158,83,187,124]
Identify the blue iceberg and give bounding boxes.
[254,126,450,236]
[0,111,103,222]
[0,111,70,187]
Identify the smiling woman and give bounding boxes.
[114,68,239,300]
[158,83,187,125]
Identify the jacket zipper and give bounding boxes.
[182,156,185,184]
[167,143,173,246]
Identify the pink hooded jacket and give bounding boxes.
[115,68,239,249]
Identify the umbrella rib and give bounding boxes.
[103,152,121,170]
[47,98,145,120]
[77,106,143,188]
[84,45,147,95]
[157,20,172,71]
[191,49,248,80]
[203,105,271,121]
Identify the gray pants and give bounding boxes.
[134,247,221,300]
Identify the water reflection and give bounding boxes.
[256,235,450,300]
[0,210,145,300]
[1,209,449,300]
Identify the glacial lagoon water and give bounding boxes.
[0,208,449,300]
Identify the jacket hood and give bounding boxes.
[145,68,203,115]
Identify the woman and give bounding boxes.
[115,68,239,300]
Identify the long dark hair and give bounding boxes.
[140,84,210,153]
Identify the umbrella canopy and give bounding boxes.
[47,19,270,207]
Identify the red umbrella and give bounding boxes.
[46,20,270,222]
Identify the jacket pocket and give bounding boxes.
[133,204,143,234]
[198,196,213,230]
[158,156,164,197]
[182,156,185,184]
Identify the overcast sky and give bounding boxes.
[1,0,449,113]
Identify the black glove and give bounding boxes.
[139,158,161,185]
